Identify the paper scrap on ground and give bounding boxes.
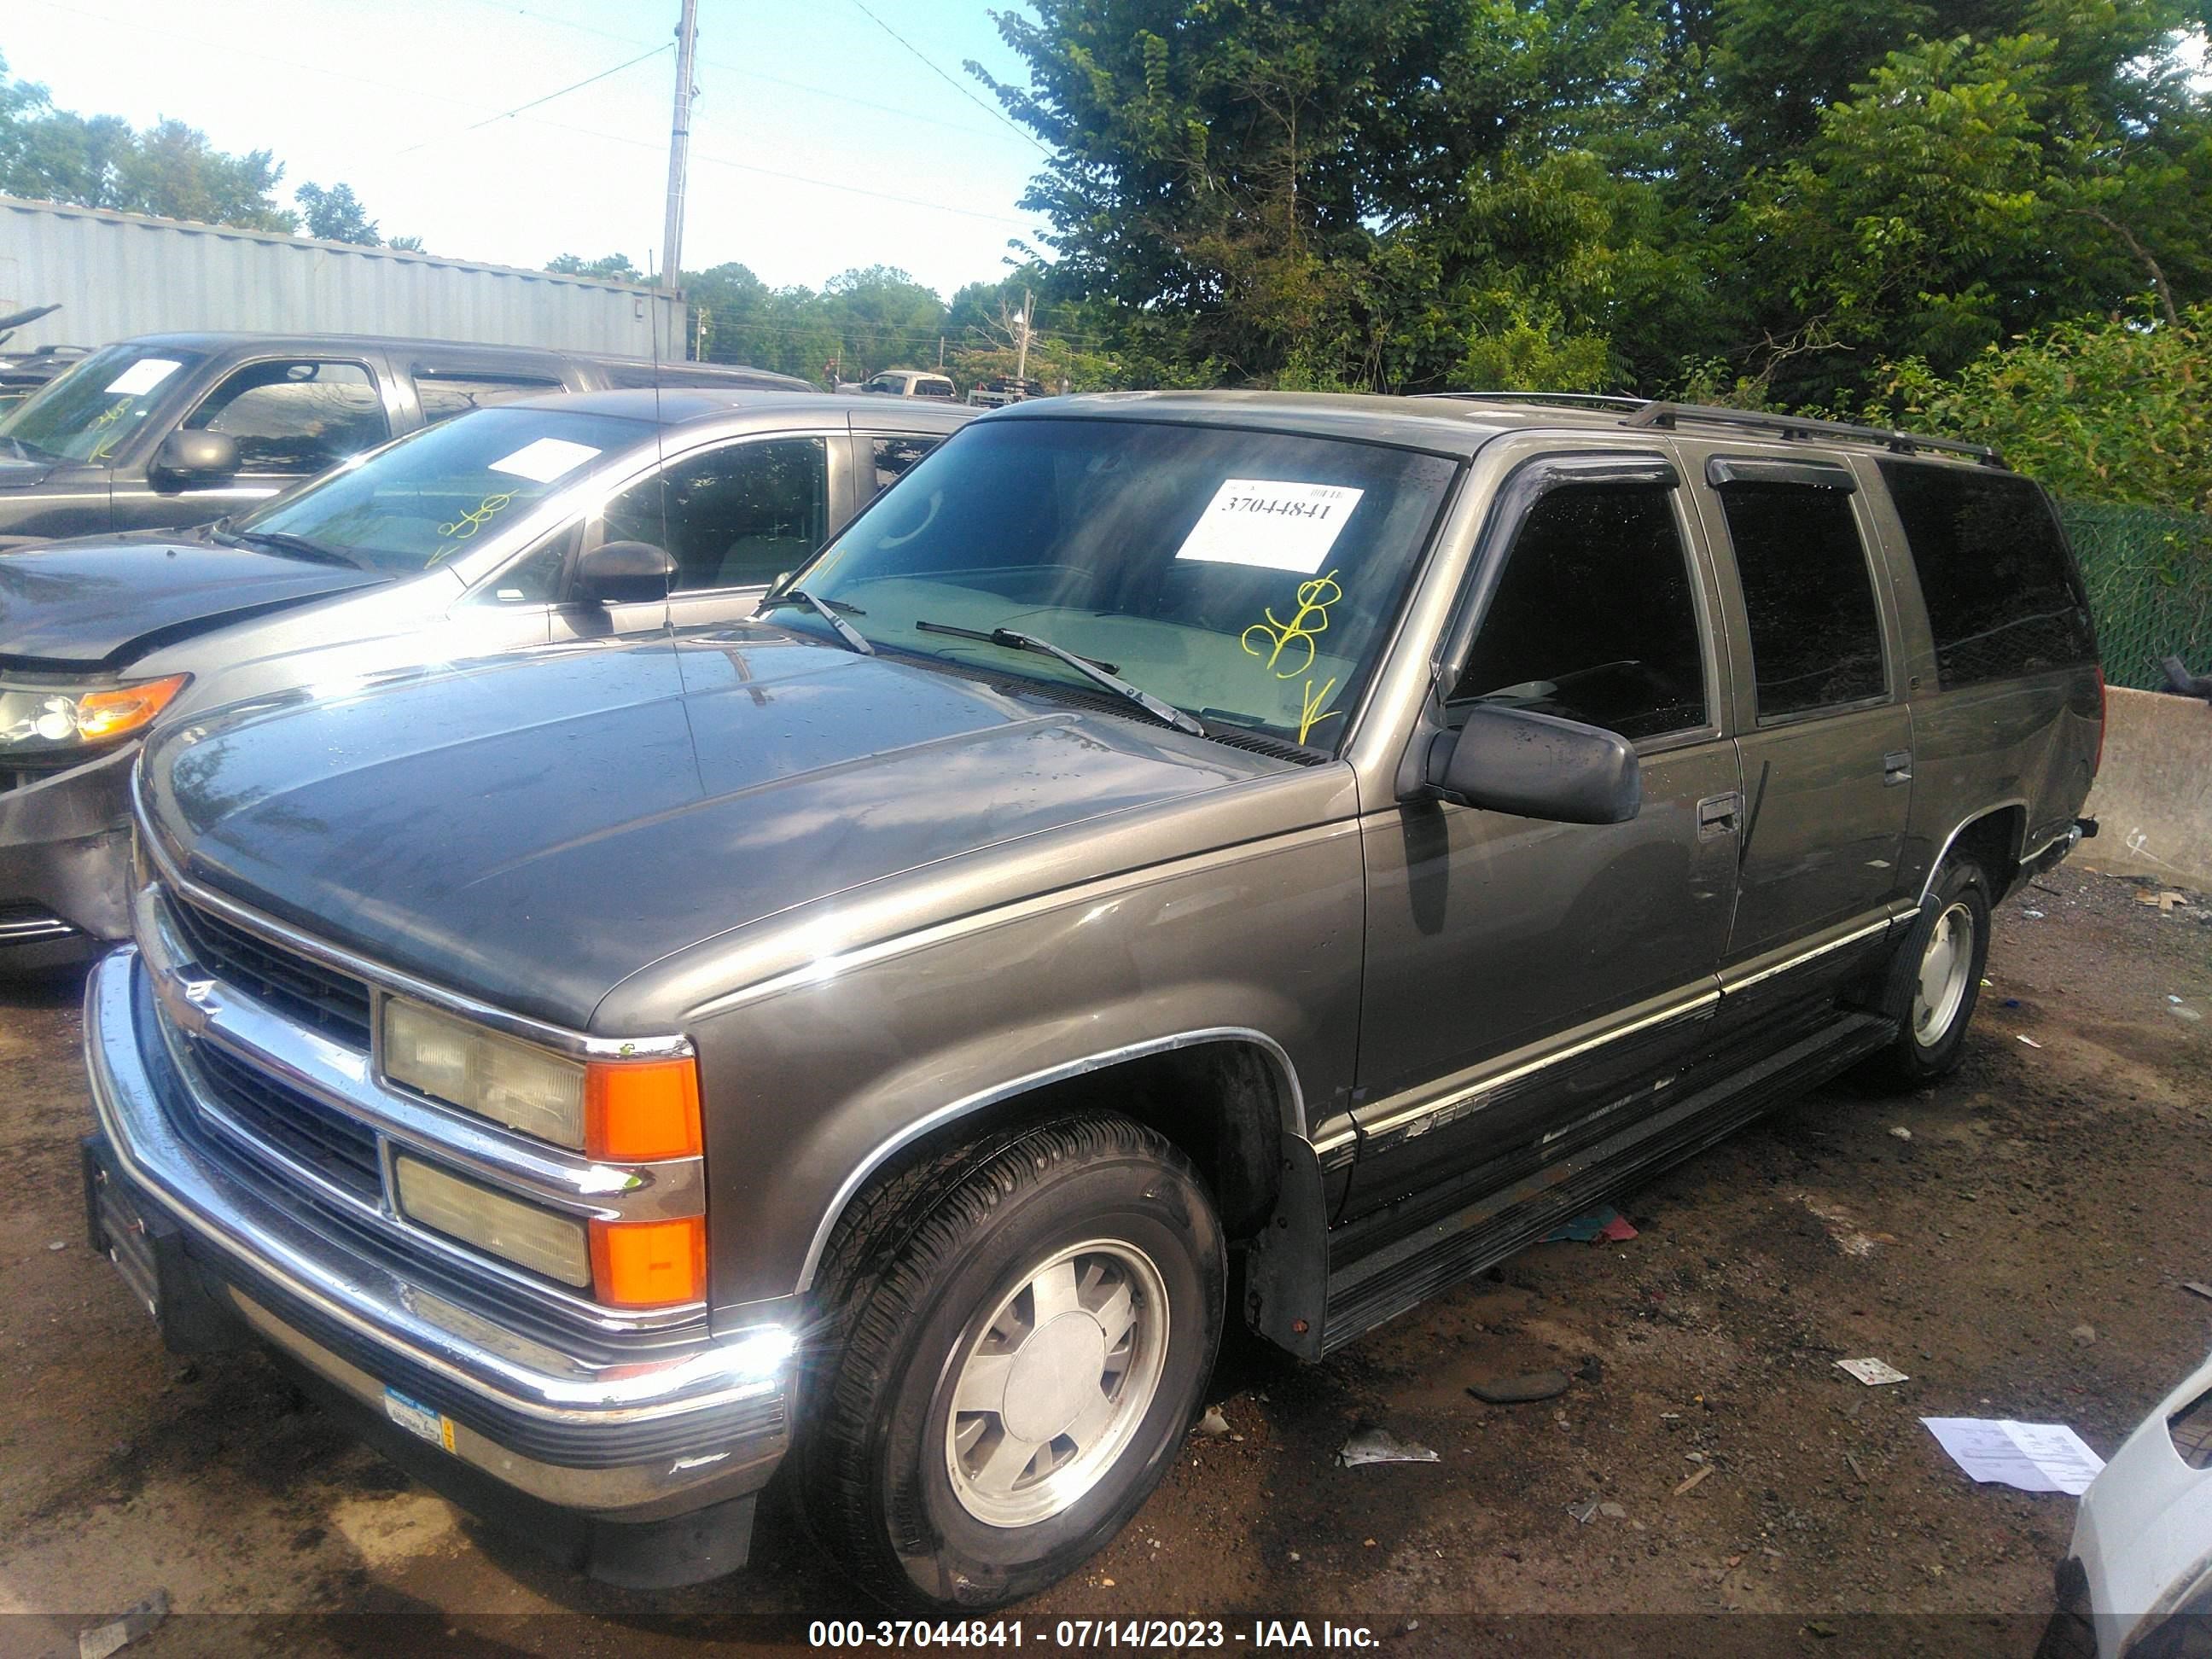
[1338,1426,1439,1466]
[102,358,180,397]
[1545,1204,1638,1243]
[1921,1417,2104,1494]
[1174,479,1364,573]
[487,436,602,483]
[1837,1358,1910,1386]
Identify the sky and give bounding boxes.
[2,0,1054,300]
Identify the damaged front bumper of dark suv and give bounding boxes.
[79,919,795,1586]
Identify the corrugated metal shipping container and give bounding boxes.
[0,195,686,358]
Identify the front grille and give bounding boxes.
[191,1039,383,1202]
[169,898,374,1049]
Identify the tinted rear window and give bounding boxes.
[1879,463,2094,687]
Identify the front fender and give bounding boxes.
[686,819,1365,1316]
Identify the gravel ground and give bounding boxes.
[2,863,2207,1657]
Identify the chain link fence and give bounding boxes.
[2058,500,2212,691]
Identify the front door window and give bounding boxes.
[185,359,388,477]
[600,437,830,594]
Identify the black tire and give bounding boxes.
[796,1112,1225,1610]
[1856,858,1994,1088]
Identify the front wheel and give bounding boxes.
[797,1113,1225,1610]
[1858,859,1994,1087]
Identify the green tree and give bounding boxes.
[1866,300,2212,509]
[545,252,643,281]
[296,181,380,245]
[0,55,296,230]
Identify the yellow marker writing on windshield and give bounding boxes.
[439,491,516,543]
[1298,677,1342,745]
[85,398,135,462]
[1241,569,1342,680]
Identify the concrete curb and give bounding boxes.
[2079,685,2212,890]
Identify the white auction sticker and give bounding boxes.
[1174,479,1365,574]
[102,358,181,396]
[486,436,602,484]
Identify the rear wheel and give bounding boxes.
[1858,859,1993,1087]
[797,1113,1225,1610]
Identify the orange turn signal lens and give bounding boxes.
[75,673,190,742]
[590,1214,706,1307]
[584,1057,701,1161]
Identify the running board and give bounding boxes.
[1318,1010,1894,1354]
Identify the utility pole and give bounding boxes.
[1013,288,1033,387]
[660,0,700,292]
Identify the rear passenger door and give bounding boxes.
[1692,453,1913,986]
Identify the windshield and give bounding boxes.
[0,343,207,463]
[234,405,653,576]
[793,417,1460,749]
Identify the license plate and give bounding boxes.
[381,1388,457,1453]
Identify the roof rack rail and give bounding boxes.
[1623,400,2005,467]
[1415,391,1653,413]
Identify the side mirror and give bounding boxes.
[150,429,239,485]
[1426,703,1641,824]
[572,539,675,605]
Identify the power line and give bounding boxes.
[396,41,671,157]
[843,0,1051,156]
[21,0,1042,247]
[445,0,1027,147]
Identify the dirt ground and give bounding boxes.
[2,862,2207,1657]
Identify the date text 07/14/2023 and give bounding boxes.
[806,1617,1382,1649]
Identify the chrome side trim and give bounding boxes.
[1720,914,1900,996]
[135,812,691,1062]
[792,1025,1307,1294]
[0,912,78,944]
[1356,984,1722,1148]
[84,949,784,1424]
[1917,798,2029,906]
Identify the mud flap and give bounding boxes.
[1244,1138,1329,1360]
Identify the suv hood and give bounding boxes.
[140,628,1297,1028]
[0,536,385,668]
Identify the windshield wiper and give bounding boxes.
[210,526,362,568]
[757,587,874,655]
[914,620,1203,736]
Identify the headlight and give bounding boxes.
[393,1155,592,1286]
[383,998,586,1147]
[380,997,702,1161]
[0,673,190,755]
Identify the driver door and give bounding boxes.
[550,434,839,643]
[1345,459,1740,1220]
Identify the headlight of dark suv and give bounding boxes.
[0,673,189,761]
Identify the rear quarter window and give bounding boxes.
[1879,462,2095,688]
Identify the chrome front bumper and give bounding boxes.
[81,946,791,1523]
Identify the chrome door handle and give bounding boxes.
[1883,750,1913,786]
